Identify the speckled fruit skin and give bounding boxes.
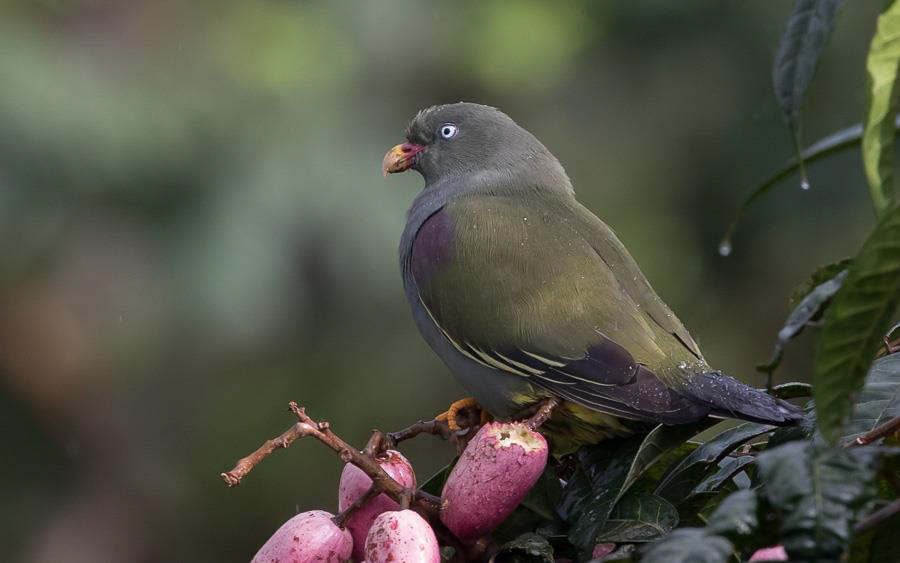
[338,450,416,562]
[364,509,440,563]
[440,421,549,544]
[251,510,352,563]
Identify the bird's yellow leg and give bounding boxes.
[434,397,492,431]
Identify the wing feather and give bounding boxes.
[410,196,712,424]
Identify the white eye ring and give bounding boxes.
[439,124,458,139]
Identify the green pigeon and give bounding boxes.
[384,102,802,451]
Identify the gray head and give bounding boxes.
[383,102,572,194]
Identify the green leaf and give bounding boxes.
[655,423,774,506]
[769,382,814,400]
[614,420,714,506]
[419,457,456,497]
[595,493,679,543]
[492,505,550,546]
[843,353,900,444]
[759,268,848,376]
[847,511,900,563]
[560,436,644,549]
[706,489,758,537]
[640,491,760,563]
[813,203,900,443]
[863,0,900,215]
[689,455,756,497]
[772,0,843,184]
[756,441,879,560]
[789,259,854,309]
[521,465,564,522]
[640,528,733,563]
[492,532,554,563]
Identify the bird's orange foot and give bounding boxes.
[435,397,492,432]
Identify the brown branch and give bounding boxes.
[845,415,900,448]
[221,402,439,516]
[853,498,900,535]
[333,485,379,527]
[220,415,317,487]
[385,418,454,450]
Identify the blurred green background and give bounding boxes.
[0,1,883,561]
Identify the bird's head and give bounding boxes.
[383,102,571,193]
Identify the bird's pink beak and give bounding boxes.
[382,143,425,177]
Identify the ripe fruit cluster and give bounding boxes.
[251,421,549,563]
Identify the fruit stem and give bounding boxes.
[524,397,559,430]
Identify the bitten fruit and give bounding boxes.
[338,450,416,561]
[440,421,549,543]
[251,510,353,563]
[364,509,440,563]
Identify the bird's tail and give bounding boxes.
[681,371,805,425]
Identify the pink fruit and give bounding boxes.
[364,509,440,563]
[592,543,616,559]
[440,421,549,543]
[338,450,416,562]
[251,510,352,563]
[749,545,788,561]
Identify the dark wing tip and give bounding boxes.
[683,371,806,426]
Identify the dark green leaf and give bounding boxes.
[756,441,879,560]
[759,269,847,376]
[731,470,752,491]
[595,493,679,543]
[847,511,900,563]
[614,420,714,505]
[769,382,814,400]
[813,202,900,443]
[789,259,854,309]
[492,505,551,546]
[772,0,843,184]
[863,0,900,215]
[655,423,774,506]
[706,489,758,537]
[843,353,900,445]
[624,442,699,497]
[419,457,456,497]
[520,465,563,522]
[640,529,733,563]
[561,437,644,549]
[492,532,554,563]
[773,0,843,119]
[690,455,756,497]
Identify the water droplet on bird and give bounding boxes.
[718,240,732,257]
[800,177,811,191]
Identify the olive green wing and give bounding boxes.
[409,194,709,423]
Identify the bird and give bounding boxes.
[383,102,803,453]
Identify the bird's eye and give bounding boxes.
[439,124,458,139]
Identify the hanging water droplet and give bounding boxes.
[718,240,732,257]
[800,177,811,191]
